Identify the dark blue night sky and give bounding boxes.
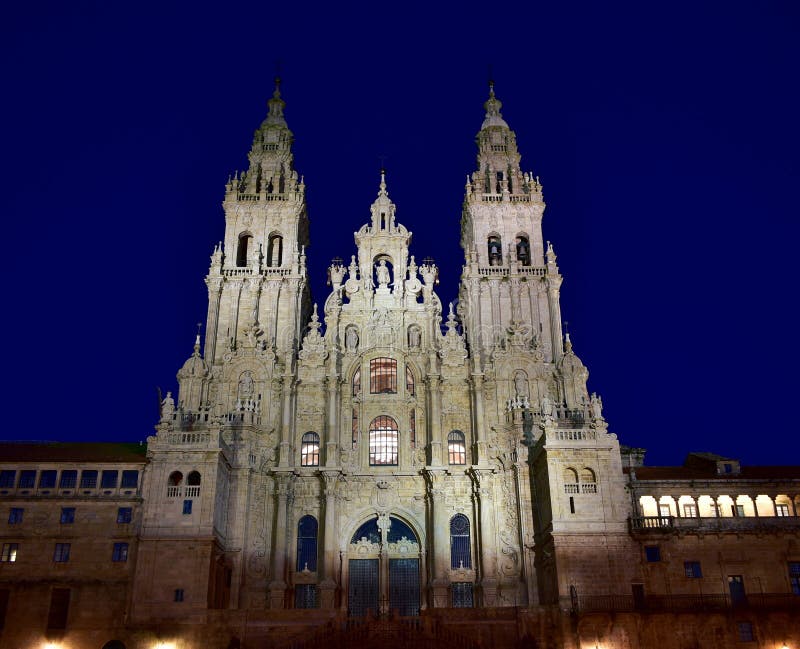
[2,1,798,466]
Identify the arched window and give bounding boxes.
[187,471,201,486]
[450,514,471,569]
[563,467,579,494]
[267,233,283,267]
[580,467,597,493]
[236,233,252,267]
[487,235,502,266]
[168,471,183,486]
[448,431,466,465]
[369,416,398,466]
[351,408,359,448]
[300,432,320,467]
[352,368,361,397]
[516,235,531,266]
[406,365,415,396]
[370,357,397,394]
[296,515,318,572]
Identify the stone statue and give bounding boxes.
[160,391,175,420]
[408,325,421,349]
[238,371,255,400]
[541,394,554,420]
[590,392,604,421]
[514,371,528,398]
[376,259,390,287]
[346,327,359,352]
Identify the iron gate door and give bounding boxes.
[348,559,378,617]
[389,558,420,616]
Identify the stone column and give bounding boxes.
[269,473,293,608]
[546,275,564,364]
[204,277,223,364]
[471,371,488,463]
[425,469,450,607]
[279,374,294,466]
[326,376,339,466]
[427,359,443,465]
[319,471,339,608]
[470,467,498,606]
[377,513,391,614]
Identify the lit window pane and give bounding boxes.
[370,358,397,394]
[369,416,398,466]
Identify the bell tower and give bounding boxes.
[204,78,311,367]
[458,83,564,367]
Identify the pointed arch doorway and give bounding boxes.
[347,515,421,617]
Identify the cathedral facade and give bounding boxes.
[0,83,799,649]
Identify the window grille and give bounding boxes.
[0,471,15,488]
[452,582,474,607]
[296,516,318,572]
[59,470,77,488]
[121,470,139,488]
[370,358,397,394]
[80,470,98,489]
[448,431,466,465]
[300,432,320,467]
[39,470,57,489]
[352,368,361,397]
[101,470,118,489]
[406,366,415,395]
[450,514,471,569]
[17,470,35,489]
[295,584,317,609]
[369,416,398,466]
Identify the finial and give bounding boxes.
[273,75,281,97]
[564,325,573,353]
[194,322,202,354]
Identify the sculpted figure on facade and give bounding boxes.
[375,259,391,288]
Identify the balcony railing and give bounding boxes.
[630,515,800,532]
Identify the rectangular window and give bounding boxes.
[368,416,398,466]
[0,471,15,488]
[183,500,193,515]
[683,503,698,517]
[684,561,702,578]
[351,409,359,448]
[100,470,118,489]
[294,584,317,609]
[8,508,23,524]
[0,543,18,563]
[112,542,129,562]
[174,588,185,602]
[776,504,790,517]
[47,588,70,630]
[645,545,661,562]
[80,470,98,489]
[60,507,75,524]
[117,507,132,524]
[658,504,671,518]
[734,504,745,517]
[17,470,35,489]
[789,562,800,595]
[409,409,416,448]
[53,543,71,563]
[59,470,77,488]
[737,621,754,642]
[39,470,57,489]
[452,582,474,608]
[121,470,139,488]
[369,357,397,394]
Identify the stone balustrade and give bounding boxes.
[630,514,800,532]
